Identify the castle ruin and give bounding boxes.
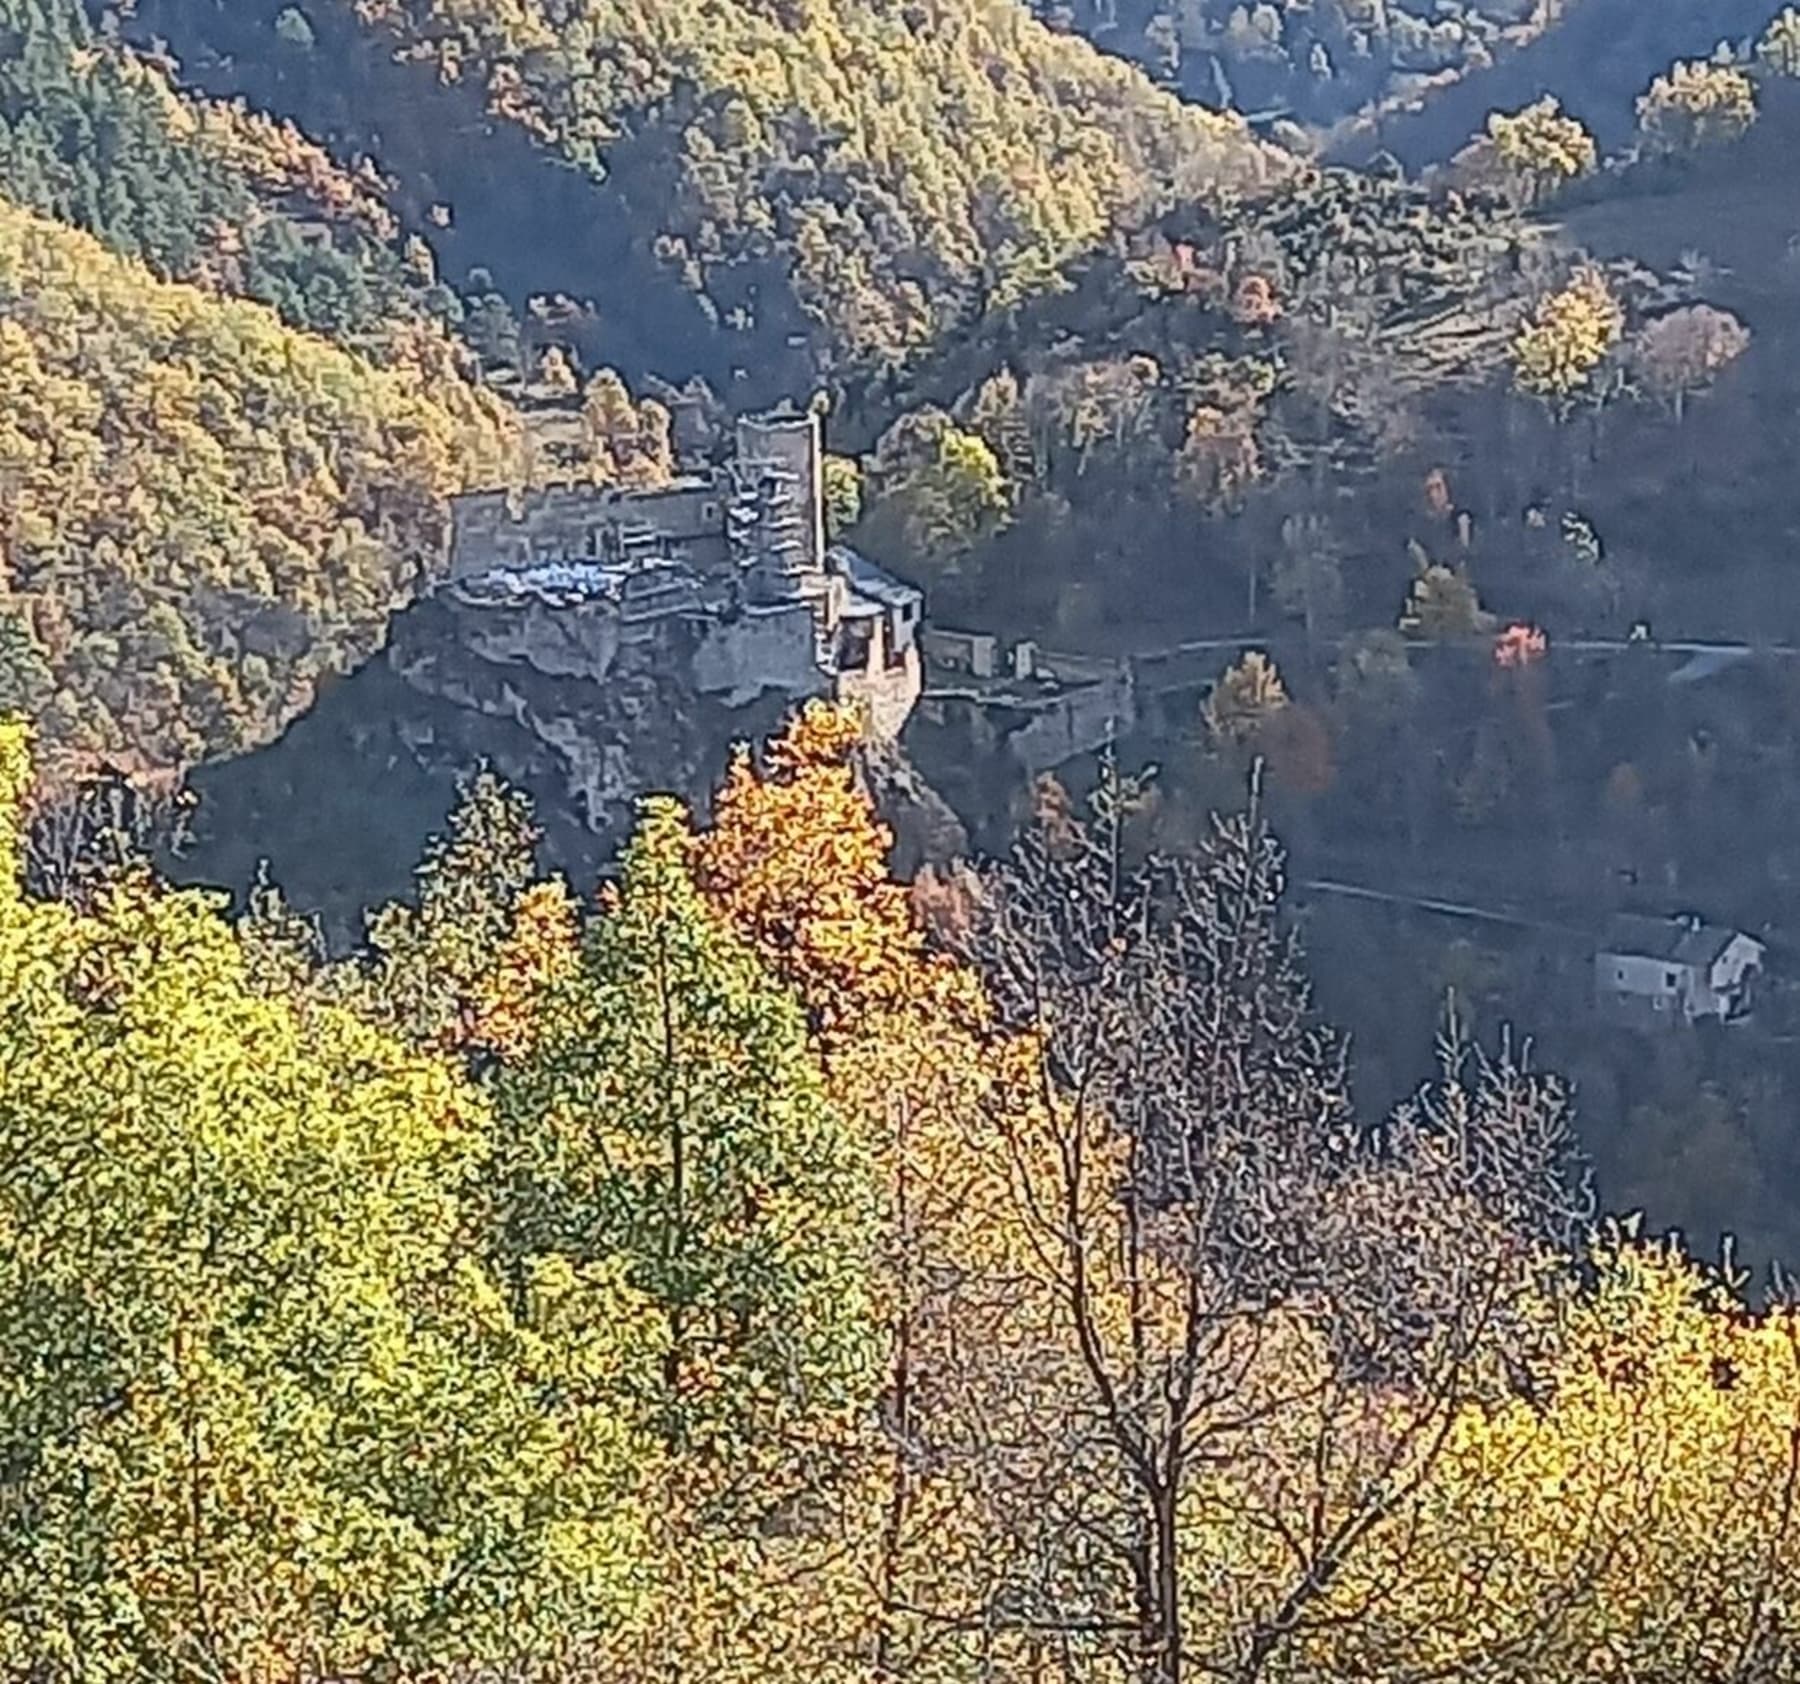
[437,407,923,738]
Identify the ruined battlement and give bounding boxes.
[447,408,830,590]
[448,478,728,581]
[435,405,922,744]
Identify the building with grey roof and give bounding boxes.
[1595,912,1765,1028]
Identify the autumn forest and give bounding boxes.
[8,0,1800,1679]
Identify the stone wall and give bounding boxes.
[838,624,924,742]
[692,604,830,707]
[921,626,1000,678]
[448,480,729,579]
[1005,664,1138,773]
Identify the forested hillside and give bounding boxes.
[8,703,1800,1680]
[0,0,451,340]
[12,0,1800,1670]
[1032,0,1565,128]
[119,0,1280,383]
[1341,0,1794,167]
[0,196,518,776]
[370,0,1283,367]
[819,15,1800,1271]
[1032,0,1792,162]
[847,156,1528,638]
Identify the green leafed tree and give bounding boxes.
[823,452,864,540]
[0,719,651,1680]
[354,765,541,1049]
[274,5,316,49]
[0,611,51,717]
[1401,557,1493,639]
[867,408,1012,573]
[1273,512,1346,641]
[491,795,880,1464]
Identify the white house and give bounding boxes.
[1595,913,1765,1028]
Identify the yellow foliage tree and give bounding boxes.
[0,194,520,778]
[579,368,674,490]
[867,409,1012,570]
[341,0,1279,369]
[0,720,651,1680]
[1485,97,1598,205]
[1639,60,1758,153]
[1309,1231,1800,1679]
[1206,647,1291,745]
[1511,266,1624,415]
[823,452,865,539]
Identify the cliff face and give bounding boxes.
[386,591,819,850]
[856,735,969,877]
[178,589,958,942]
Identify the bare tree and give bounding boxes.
[1628,305,1751,423]
[937,770,1592,1683]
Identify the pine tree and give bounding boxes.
[493,794,880,1455]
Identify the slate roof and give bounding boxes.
[1600,913,1747,971]
[830,545,922,616]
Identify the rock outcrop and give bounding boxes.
[387,589,811,860]
[178,589,959,943]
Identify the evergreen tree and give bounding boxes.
[492,796,880,1459]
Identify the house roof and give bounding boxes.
[1600,913,1753,970]
[830,545,922,616]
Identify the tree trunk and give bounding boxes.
[875,1102,915,1678]
[1153,1483,1183,1684]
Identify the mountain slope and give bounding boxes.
[1028,0,1563,129]
[1332,0,1791,167]
[0,194,518,777]
[179,0,1280,378]
[0,0,451,343]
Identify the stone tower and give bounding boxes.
[731,407,828,605]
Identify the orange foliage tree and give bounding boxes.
[693,702,1028,1673]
